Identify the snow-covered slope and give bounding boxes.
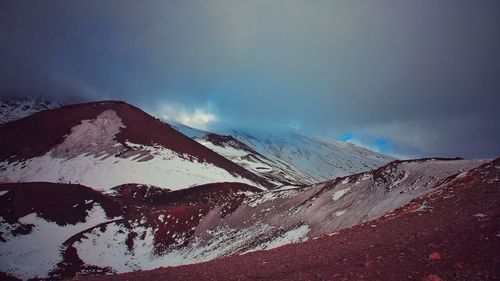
[197,134,318,186]
[2,157,494,279]
[0,182,124,279]
[0,101,273,190]
[0,96,61,125]
[173,122,395,185]
[226,128,396,181]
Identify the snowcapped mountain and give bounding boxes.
[0,96,61,125]
[173,123,395,185]
[226,128,396,181]
[196,133,319,186]
[0,97,394,187]
[0,157,495,279]
[170,122,318,186]
[0,101,272,190]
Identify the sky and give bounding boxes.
[1,0,499,158]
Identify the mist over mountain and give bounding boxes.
[1,1,499,280]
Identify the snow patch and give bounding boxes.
[0,205,120,280]
[332,187,350,201]
[335,210,347,216]
[246,189,300,207]
[242,224,310,254]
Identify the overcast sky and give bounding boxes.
[1,0,499,158]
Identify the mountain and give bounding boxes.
[0,97,394,187]
[0,101,273,190]
[1,157,494,280]
[173,122,395,185]
[0,96,61,125]
[196,133,318,186]
[86,157,500,281]
[226,128,396,181]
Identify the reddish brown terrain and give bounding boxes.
[0,181,263,280]
[73,159,500,281]
[0,101,272,188]
[0,101,498,280]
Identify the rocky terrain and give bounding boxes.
[73,158,500,281]
[1,157,496,280]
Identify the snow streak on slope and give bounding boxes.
[0,110,263,191]
[0,97,60,125]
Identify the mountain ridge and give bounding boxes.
[1,157,494,279]
[0,100,273,190]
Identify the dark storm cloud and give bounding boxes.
[1,0,499,158]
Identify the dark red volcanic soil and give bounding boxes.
[0,180,264,279]
[148,182,261,206]
[110,183,172,203]
[0,101,272,187]
[0,182,123,226]
[74,161,500,281]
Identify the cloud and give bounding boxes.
[155,103,216,130]
[0,0,499,158]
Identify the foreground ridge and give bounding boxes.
[73,158,500,281]
[1,157,496,279]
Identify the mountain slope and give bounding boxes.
[88,157,500,281]
[0,98,394,187]
[196,133,318,186]
[1,158,492,279]
[0,181,261,280]
[227,128,396,181]
[0,101,273,190]
[173,122,395,185]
